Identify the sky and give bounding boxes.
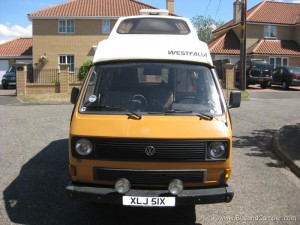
[0,0,296,44]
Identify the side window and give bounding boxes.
[283,68,289,74]
[270,58,275,69]
[58,20,75,33]
[264,25,277,38]
[59,55,75,72]
[270,57,288,69]
[283,58,288,67]
[102,20,110,34]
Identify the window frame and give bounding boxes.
[58,55,75,73]
[269,57,288,69]
[58,19,75,34]
[264,25,277,39]
[102,20,111,34]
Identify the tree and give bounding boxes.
[191,15,224,43]
[78,59,93,81]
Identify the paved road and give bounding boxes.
[0,86,299,225]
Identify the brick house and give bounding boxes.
[27,0,175,72]
[0,38,32,79]
[209,0,300,69]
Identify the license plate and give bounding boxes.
[123,196,175,207]
[259,78,265,82]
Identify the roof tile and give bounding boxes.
[28,0,158,18]
[214,1,300,34]
[247,1,300,25]
[0,38,32,57]
[208,30,240,55]
[248,40,300,56]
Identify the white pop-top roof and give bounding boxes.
[93,12,213,66]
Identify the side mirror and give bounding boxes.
[70,87,80,104]
[229,91,241,108]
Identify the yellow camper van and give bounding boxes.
[66,9,241,207]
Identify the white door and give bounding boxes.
[0,60,9,81]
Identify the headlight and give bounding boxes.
[115,178,131,194]
[207,142,226,159]
[168,179,183,195]
[75,138,93,155]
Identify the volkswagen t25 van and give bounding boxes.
[66,9,241,207]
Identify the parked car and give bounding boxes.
[1,63,33,89]
[271,67,300,90]
[235,59,272,89]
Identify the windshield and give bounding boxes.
[7,66,16,73]
[79,61,223,116]
[288,67,300,75]
[252,61,270,70]
[117,18,190,35]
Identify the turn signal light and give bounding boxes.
[69,165,77,176]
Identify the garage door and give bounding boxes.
[0,60,9,81]
[16,60,33,64]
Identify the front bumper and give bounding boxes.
[66,182,234,205]
[249,76,272,83]
[1,80,16,86]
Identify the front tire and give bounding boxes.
[260,83,268,89]
[282,81,289,90]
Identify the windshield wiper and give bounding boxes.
[194,113,214,121]
[166,110,214,120]
[101,105,123,110]
[160,109,214,120]
[126,111,142,120]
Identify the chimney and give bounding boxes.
[233,0,242,22]
[166,0,174,14]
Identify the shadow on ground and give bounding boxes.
[233,128,286,168]
[3,139,197,225]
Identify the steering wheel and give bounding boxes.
[129,94,148,110]
[174,96,200,104]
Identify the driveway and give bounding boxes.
[0,87,20,105]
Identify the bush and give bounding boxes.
[78,59,92,81]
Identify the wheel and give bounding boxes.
[260,83,268,89]
[129,94,148,110]
[282,81,289,90]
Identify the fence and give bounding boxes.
[16,62,237,97]
[16,63,83,96]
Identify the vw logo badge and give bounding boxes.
[145,146,155,156]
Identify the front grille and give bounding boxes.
[93,138,206,162]
[93,168,206,185]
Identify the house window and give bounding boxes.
[59,55,75,72]
[264,25,277,38]
[269,57,288,69]
[58,20,75,33]
[102,20,110,34]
